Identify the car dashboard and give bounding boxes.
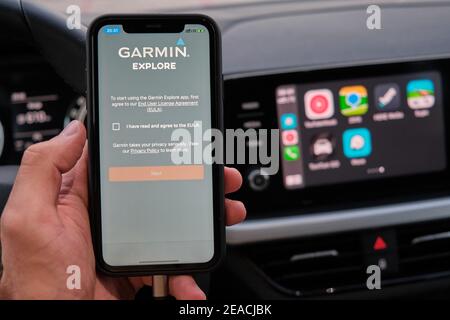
[2,0,450,299]
[205,0,450,299]
[0,36,85,165]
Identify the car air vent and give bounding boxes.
[397,220,450,278]
[245,219,450,297]
[246,233,366,297]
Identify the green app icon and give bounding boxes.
[339,85,369,116]
[283,146,300,161]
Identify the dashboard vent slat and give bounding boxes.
[397,220,450,278]
[246,233,364,297]
[245,219,450,297]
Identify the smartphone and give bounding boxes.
[87,15,224,275]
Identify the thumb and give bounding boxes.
[6,121,86,212]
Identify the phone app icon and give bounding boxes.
[283,146,300,161]
[310,133,335,161]
[304,89,334,120]
[407,79,435,109]
[280,113,298,129]
[339,85,368,116]
[375,83,400,111]
[343,128,372,158]
[282,130,298,146]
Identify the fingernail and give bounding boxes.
[61,120,79,136]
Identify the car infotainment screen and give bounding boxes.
[276,71,446,189]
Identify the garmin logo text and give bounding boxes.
[119,46,189,70]
[118,47,189,59]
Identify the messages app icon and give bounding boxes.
[343,128,372,158]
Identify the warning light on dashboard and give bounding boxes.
[373,236,388,251]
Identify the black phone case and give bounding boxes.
[87,14,225,276]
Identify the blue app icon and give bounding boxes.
[343,128,372,158]
[280,113,298,130]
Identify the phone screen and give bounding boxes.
[95,22,215,267]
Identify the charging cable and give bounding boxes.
[152,275,169,299]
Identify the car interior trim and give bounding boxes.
[226,196,450,244]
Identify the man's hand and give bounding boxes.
[0,120,246,300]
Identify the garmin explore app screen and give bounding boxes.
[97,24,214,266]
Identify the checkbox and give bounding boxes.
[112,123,120,131]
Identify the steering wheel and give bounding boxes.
[0,0,87,212]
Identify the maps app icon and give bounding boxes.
[407,79,435,109]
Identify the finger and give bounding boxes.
[60,142,89,206]
[7,121,86,212]
[225,199,247,226]
[169,275,206,300]
[224,167,242,194]
[141,276,153,286]
[128,276,153,292]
